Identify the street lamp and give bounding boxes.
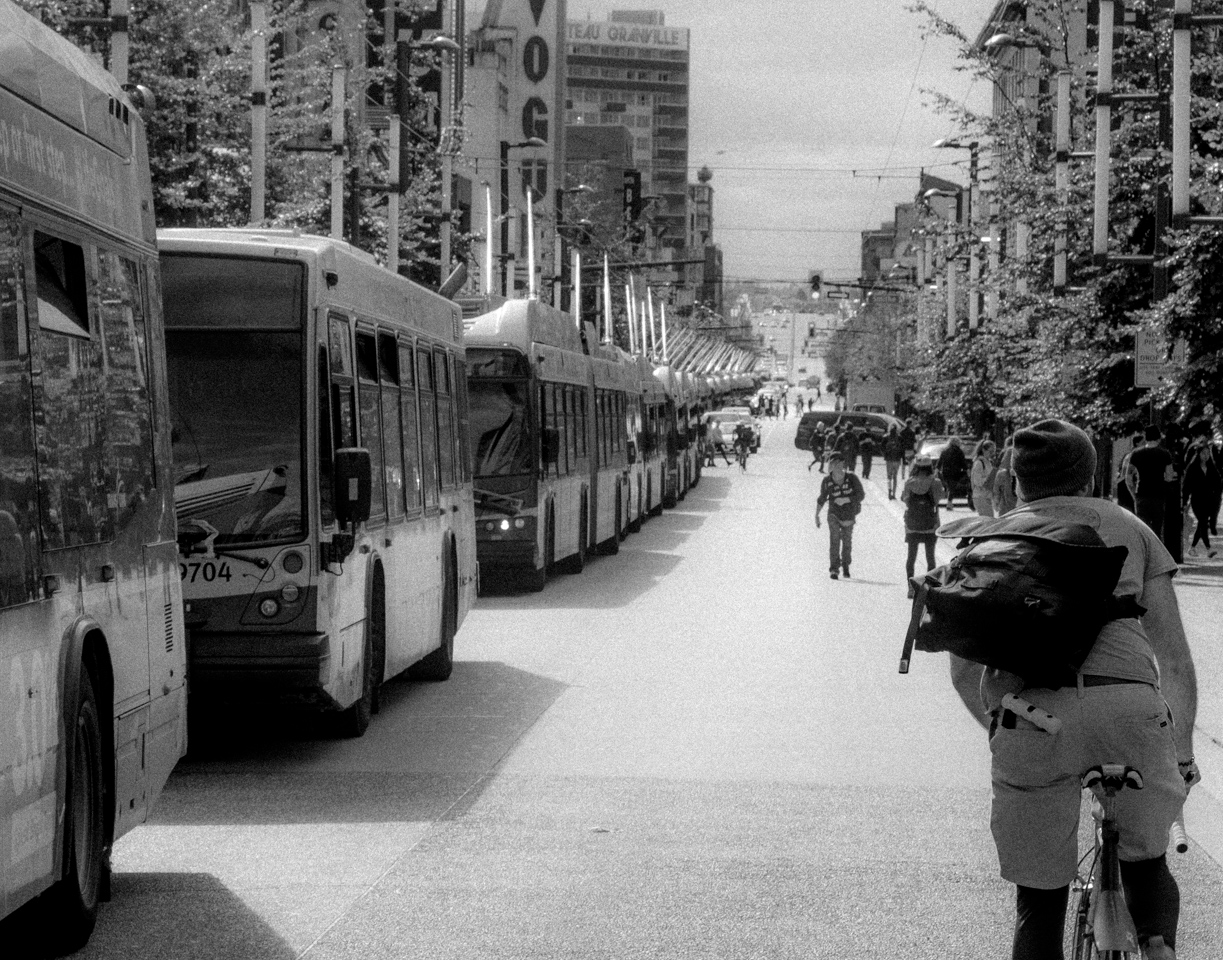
[500,136,548,297]
[933,139,981,329]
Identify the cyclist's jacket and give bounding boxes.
[817,473,865,522]
[733,423,752,447]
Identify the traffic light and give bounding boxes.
[809,271,823,298]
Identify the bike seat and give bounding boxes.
[1081,764,1144,793]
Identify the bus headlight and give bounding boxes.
[280,584,300,603]
[514,519,526,529]
[259,598,280,618]
[499,519,511,531]
[282,551,304,574]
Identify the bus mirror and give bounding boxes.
[333,447,372,527]
[542,428,561,464]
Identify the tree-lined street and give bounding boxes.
[61,414,1223,959]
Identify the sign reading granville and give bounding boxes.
[567,21,689,48]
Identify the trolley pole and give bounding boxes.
[250,0,268,225]
[330,65,345,241]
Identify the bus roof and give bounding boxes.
[157,228,462,344]
[463,298,586,356]
[1,0,133,157]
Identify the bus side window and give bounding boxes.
[454,353,471,484]
[433,347,455,489]
[379,333,405,520]
[416,346,439,510]
[0,207,40,607]
[398,342,422,512]
[31,231,110,548]
[578,387,589,461]
[97,250,154,529]
[355,329,385,520]
[328,315,357,450]
[318,344,335,526]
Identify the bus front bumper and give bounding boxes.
[188,630,337,707]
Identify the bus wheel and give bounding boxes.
[523,564,547,592]
[601,491,622,555]
[339,629,375,737]
[45,669,106,953]
[369,571,386,715]
[411,552,457,681]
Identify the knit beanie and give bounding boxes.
[1012,419,1097,500]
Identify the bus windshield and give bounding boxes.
[468,379,533,477]
[163,256,306,545]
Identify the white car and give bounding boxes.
[706,410,760,452]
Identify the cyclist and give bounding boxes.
[946,420,1199,960]
[732,420,753,470]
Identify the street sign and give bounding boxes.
[825,291,849,299]
[1134,330,1186,388]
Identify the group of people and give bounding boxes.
[702,417,754,469]
[807,418,920,490]
[811,415,1201,959]
[1117,420,1222,562]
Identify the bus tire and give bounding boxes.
[523,563,547,592]
[369,570,386,715]
[601,491,621,555]
[544,503,557,575]
[411,548,457,681]
[44,668,106,953]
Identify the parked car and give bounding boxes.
[794,410,905,451]
[916,435,979,505]
[706,410,760,452]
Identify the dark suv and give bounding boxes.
[794,410,905,450]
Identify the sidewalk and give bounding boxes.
[858,458,1223,869]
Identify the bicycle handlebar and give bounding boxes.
[1171,815,1189,855]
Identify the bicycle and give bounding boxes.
[1071,764,1188,960]
[735,440,749,471]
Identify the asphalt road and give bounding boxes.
[50,413,1223,959]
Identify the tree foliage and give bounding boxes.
[19,0,455,280]
[897,0,1223,436]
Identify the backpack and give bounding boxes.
[898,512,1140,689]
[905,488,938,531]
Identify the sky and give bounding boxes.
[553,0,996,288]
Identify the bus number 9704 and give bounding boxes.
[179,561,233,583]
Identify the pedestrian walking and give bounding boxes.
[937,436,968,510]
[808,397,815,411]
[944,418,1199,960]
[970,440,998,518]
[859,431,877,480]
[815,452,865,580]
[1125,424,1175,539]
[1116,432,1142,514]
[837,426,860,474]
[900,418,918,479]
[706,419,732,466]
[1163,422,1187,562]
[882,424,905,499]
[807,422,827,472]
[1188,419,1222,534]
[992,434,1018,515]
[901,454,944,597]
[1183,440,1221,557]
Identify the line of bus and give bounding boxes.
[464,297,732,592]
[158,228,479,738]
[1,2,186,948]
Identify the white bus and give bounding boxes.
[159,228,477,736]
[1,2,186,948]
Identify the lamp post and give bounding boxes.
[933,139,981,328]
[500,137,548,297]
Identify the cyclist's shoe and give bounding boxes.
[1143,936,1175,960]
[829,571,839,580]
[842,566,851,578]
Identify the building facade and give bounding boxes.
[564,11,690,254]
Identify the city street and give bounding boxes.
[69,415,1223,960]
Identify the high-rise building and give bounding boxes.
[564,11,690,253]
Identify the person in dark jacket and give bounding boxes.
[1183,439,1222,557]
[882,424,905,499]
[836,426,860,474]
[815,452,865,579]
[808,422,827,472]
[858,430,877,480]
[936,436,968,509]
[900,455,946,597]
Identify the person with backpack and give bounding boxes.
[937,436,969,509]
[882,423,906,499]
[970,440,999,518]
[900,454,944,597]
[836,425,860,474]
[807,421,827,472]
[940,419,1199,960]
[992,434,1018,516]
[814,452,865,580]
